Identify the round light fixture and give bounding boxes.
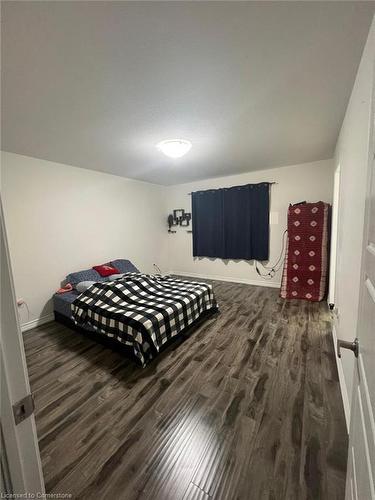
[156,139,192,158]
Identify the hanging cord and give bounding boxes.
[255,229,288,279]
[153,263,162,275]
[18,300,30,321]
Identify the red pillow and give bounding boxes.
[93,264,120,277]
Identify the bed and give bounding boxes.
[53,261,217,366]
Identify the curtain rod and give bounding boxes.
[187,182,278,195]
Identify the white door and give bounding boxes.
[344,110,375,499]
[0,199,44,495]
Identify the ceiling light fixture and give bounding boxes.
[157,139,192,158]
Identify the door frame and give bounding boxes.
[329,163,341,307]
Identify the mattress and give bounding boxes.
[72,273,217,366]
[280,201,330,301]
[53,291,79,319]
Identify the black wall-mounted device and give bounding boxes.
[167,209,191,233]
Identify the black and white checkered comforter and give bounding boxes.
[71,273,217,366]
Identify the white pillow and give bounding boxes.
[76,281,96,293]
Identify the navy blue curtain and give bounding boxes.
[192,183,269,260]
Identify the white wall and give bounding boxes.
[1,152,168,328]
[165,159,334,285]
[1,153,334,331]
[333,17,375,415]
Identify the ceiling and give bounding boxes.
[2,1,374,185]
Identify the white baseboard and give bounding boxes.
[21,313,55,333]
[331,323,351,432]
[170,271,281,289]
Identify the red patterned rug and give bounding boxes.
[280,202,330,301]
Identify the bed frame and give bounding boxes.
[54,307,218,367]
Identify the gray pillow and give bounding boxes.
[110,259,139,274]
[66,268,102,285]
[76,281,96,293]
[108,273,126,281]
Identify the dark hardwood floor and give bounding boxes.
[23,280,348,500]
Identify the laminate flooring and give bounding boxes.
[23,279,348,500]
